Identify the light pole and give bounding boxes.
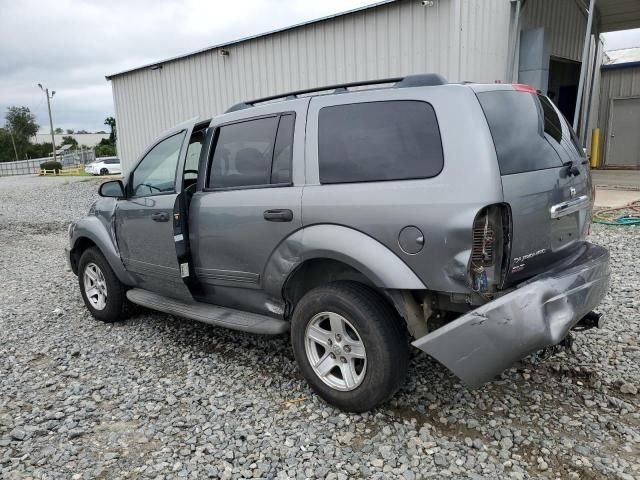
[38,83,57,162]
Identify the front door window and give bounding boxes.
[131,132,186,197]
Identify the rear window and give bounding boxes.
[318,101,444,184]
[477,90,578,175]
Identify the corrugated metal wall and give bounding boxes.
[521,0,587,62]
[598,66,640,166]
[111,0,512,171]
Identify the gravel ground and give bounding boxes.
[1,175,638,480]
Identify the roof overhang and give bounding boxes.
[597,0,640,32]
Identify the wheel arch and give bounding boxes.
[70,216,135,285]
[263,225,428,333]
[263,224,426,296]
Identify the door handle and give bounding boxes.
[151,212,170,222]
[264,209,293,222]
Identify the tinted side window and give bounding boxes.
[131,132,185,197]
[477,91,563,175]
[208,117,278,189]
[318,101,443,184]
[538,95,584,161]
[271,114,295,184]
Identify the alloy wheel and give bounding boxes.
[304,312,367,391]
[83,262,108,310]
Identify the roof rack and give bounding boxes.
[225,73,447,113]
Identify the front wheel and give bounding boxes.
[291,282,409,412]
[78,247,132,322]
[100,168,109,175]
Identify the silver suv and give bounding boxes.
[66,74,610,412]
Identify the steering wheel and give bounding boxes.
[134,183,162,195]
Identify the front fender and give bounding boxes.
[263,224,426,297]
[70,215,135,286]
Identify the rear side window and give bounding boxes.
[271,114,294,184]
[538,95,585,162]
[207,113,295,189]
[477,91,568,175]
[318,101,444,184]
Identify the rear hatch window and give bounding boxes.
[477,90,583,175]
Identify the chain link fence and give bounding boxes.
[0,149,96,177]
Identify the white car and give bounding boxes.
[85,157,122,176]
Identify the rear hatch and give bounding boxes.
[475,85,592,286]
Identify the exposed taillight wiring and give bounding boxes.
[469,204,511,299]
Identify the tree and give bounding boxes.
[55,127,63,134]
[95,142,116,157]
[66,129,75,134]
[104,116,116,144]
[76,129,89,134]
[25,142,54,159]
[5,106,39,160]
[60,136,78,149]
[0,128,16,161]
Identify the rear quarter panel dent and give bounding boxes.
[262,224,427,296]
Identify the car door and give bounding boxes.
[189,99,308,316]
[115,124,197,300]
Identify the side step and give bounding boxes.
[126,288,289,335]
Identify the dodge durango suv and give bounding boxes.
[66,74,610,412]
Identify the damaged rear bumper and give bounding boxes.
[412,242,610,387]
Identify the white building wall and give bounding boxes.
[31,133,109,147]
[110,0,512,172]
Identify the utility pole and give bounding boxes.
[38,83,57,162]
[8,128,19,161]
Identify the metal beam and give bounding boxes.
[573,0,596,132]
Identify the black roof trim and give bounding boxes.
[225,74,448,113]
[601,60,640,71]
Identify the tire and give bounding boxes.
[78,247,132,322]
[291,281,409,412]
[100,168,109,175]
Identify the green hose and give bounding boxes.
[593,201,640,225]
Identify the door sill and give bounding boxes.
[126,288,289,335]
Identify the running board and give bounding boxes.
[126,288,289,335]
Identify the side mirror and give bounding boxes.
[99,180,125,198]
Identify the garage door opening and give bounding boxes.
[547,57,581,121]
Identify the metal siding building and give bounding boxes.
[598,62,640,167]
[108,0,600,172]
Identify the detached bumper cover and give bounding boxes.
[412,243,610,387]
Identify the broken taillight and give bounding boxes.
[470,205,511,294]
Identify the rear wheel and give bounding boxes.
[78,247,131,322]
[100,168,109,175]
[291,281,409,412]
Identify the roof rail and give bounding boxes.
[225,73,447,113]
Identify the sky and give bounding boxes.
[0,0,377,134]
[1,1,640,134]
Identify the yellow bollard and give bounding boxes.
[590,128,600,169]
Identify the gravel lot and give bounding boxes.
[1,175,638,480]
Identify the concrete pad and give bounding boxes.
[591,170,640,191]
[594,188,640,208]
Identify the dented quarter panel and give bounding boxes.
[262,224,426,298]
[412,242,610,386]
